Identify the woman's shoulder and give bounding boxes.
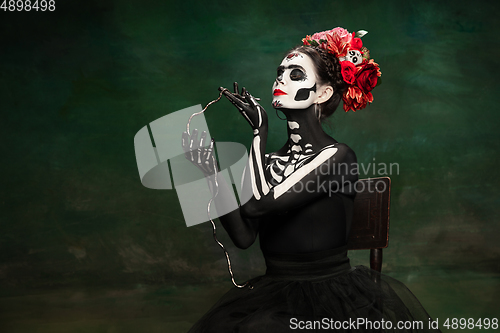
[319,136,355,156]
[335,142,356,154]
[319,142,358,183]
[327,142,357,164]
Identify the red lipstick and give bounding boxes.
[273,89,287,96]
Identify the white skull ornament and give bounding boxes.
[339,50,363,66]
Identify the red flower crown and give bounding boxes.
[302,27,382,112]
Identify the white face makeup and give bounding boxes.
[272,52,319,109]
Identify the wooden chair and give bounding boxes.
[347,177,391,274]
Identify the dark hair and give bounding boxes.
[289,46,346,120]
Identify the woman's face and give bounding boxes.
[272,52,319,109]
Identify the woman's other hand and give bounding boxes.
[219,82,268,131]
[182,129,217,176]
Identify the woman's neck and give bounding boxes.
[281,104,330,154]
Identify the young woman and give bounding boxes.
[183,27,439,332]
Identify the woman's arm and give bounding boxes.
[219,85,270,203]
[209,176,259,249]
[241,143,358,218]
[182,129,259,249]
[181,84,269,249]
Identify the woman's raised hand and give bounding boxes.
[219,82,268,131]
[182,129,217,176]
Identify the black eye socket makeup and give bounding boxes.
[276,64,307,82]
[290,68,306,81]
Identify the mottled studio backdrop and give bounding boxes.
[1,0,499,331]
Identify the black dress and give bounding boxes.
[188,248,439,332]
[188,213,440,332]
[188,145,440,332]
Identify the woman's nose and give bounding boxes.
[276,74,285,85]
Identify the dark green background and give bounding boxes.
[1,0,499,331]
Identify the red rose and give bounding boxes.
[355,62,380,93]
[350,37,363,51]
[340,61,357,85]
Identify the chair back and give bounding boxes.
[347,177,391,272]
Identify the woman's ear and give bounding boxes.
[315,85,334,104]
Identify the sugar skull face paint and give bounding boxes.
[272,52,319,109]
